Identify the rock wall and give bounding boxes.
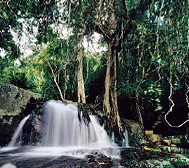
[0,83,41,146]
[0,84,40,117]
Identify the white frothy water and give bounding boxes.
[6,100,121,158]
[39,101,116,148]
[0,163,16,168]
[111,132,115,143]
[8,115,30,147]
[36,100,120,157]
[122,128,129,147]
[111,129,129,148]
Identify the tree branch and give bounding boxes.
[47,60,64,102]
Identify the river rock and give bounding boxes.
[87,152,113,168]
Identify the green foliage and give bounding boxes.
[0,0,189,132]
[121,148,173,167]
[0,64,38,90]
[164,165,174,168]
[170,157,188,168]
[116,0,189,130]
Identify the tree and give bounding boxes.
[82,0,156,132]
[0,0,57,84]
[1,0,189,134]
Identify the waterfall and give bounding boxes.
[110,130,129,147]
[122,127,129,147]
[8,115,30,147]
[6,100,120,158]
[39,100,116,148]
[111,132,115,143]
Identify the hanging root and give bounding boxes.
[164,78,189,128]
[136,101,144,132]
[185,81,189,118]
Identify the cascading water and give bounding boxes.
[122,128,129,147]
[8,115,30,147]
[39,100,116,148]
[110,129,129,148]
[3,100,124,159]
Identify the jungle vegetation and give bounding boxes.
[0,0,189,135]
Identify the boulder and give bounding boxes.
[145,130,153,135]
[0,83,41,146]
[146,134,162,143]
[162,135,188,148]
[87,152,113,168]
[0,83,40,117]
[122,118,144,146]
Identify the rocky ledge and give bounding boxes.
[0,83,41,146]
[0,83,41,118]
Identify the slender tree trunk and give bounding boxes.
[63,66,67,99]
[103,44,113,116]
[103,43,123,132]
[111,49,123,132]
[47,60,64,102]
[77,31,86,104]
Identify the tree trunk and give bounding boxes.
[111,48,123,133]
[47,60,64,102]
[103,44,113,116]
[77,32,86,104]
[103,43,123,132]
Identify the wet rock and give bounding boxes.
[122,118,144,146]
[0,148,117,168]
[0,84,41,146]
[0,83,40,117]
[87,152,113,168]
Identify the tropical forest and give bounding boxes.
[0,0,189,167]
